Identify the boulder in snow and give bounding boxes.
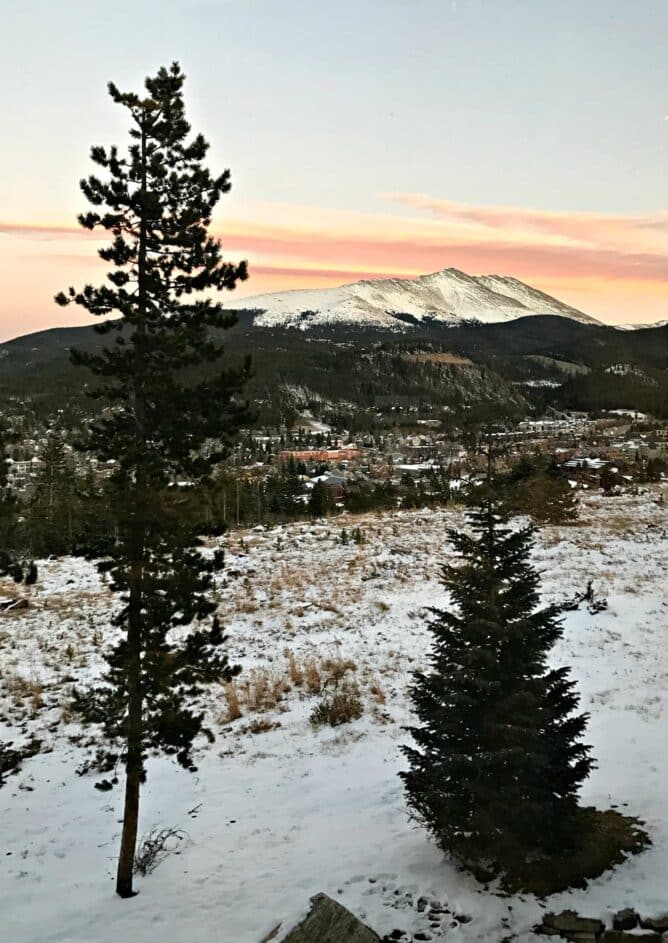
[612,909,638,931]
[281,893,380,943]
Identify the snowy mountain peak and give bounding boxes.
[239,267,599,330]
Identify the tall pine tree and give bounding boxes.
[401,497,593,872]
[56,62,249,897]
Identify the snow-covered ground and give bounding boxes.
[2,491,668,943]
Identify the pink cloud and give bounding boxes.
[2,191,668,338]
[5,202,668,285]
[222,227,668,284]
[0,221,97,239]
[386,193,668,254]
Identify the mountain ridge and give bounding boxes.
[237,267,600,329]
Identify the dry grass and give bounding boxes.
[60,703,74,725]
[321,656,357,686]
[601,511,640,535]
[240,601,260,615]
[243,717,281,735]
[222,666,291,723]
[42,590,111,619]
[309,680,364,728]
[244,668,291,712]
[134,826,188,877]
[220,651,364,725]
[2,673,45,718]
[303,658,322,695]
[369,678,386,704]
[286,650,304,686]
[223,681,242,723]
[318,599,342,615]
[404,351,473,366]
[30,683,44,715]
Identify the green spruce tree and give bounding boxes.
[0,420,17,576]
[28,431,77,556]
[308,479,331,518]
[0,421,35,582]
[503,458,579,526]
[56,62,249,897]
[401,497,593,873]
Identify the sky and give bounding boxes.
[1,0,668,339]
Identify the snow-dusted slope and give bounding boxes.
[476,274,597,323]
[3,494,668,943]
[615,320,668,331]
[239,267,599,330]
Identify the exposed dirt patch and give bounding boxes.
[498,807,650,896]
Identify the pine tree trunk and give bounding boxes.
[116,777,140,895]
[115,608,142,896]
[116,115,149,899]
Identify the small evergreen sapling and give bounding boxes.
[401,497,594,872]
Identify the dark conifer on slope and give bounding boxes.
[56,62,249,897]
[401,497,594,871]
[0,421,36,583]
[28,431,76,556]
[0,421,17,578]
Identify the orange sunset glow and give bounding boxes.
[3,1,668,338]
[2,194,668,337]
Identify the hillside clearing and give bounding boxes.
[2,491,668,942]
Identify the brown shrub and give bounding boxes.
[309,681,364,728]
[223,681,242,722]
[303,658,322,695]
[30,682,44,715]
[286,650,304,687]
[322,656,357,686]
[243,718,281,735]
[245,668,289,712]
[369,678,386,704]
[238,600,259,614]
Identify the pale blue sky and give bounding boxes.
[2,0,667,217]
[1,0,668,334]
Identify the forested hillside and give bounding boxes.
[3,314,668,420]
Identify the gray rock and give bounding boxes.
[612,910,638,932]
[259,926,281,943]
[639,915,668,933]
[543,911,605,936]
[600,932,662,943]
[281,893,381,943]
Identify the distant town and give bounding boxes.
[5,403,667,514]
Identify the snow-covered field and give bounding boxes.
[2,492,668,943]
